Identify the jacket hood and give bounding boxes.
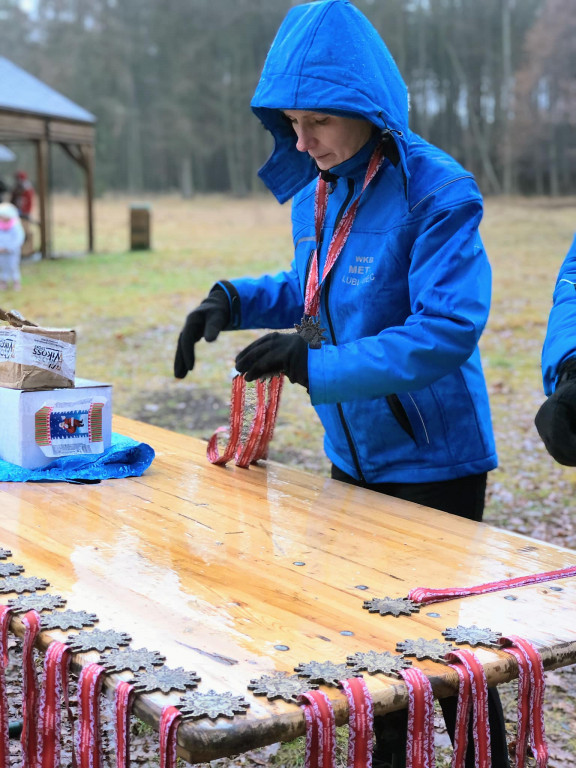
[251,0,410,203]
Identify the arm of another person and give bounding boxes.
[308,197,490,404]
[541,234,576,395]
[535,234,576,465]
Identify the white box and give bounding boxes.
[0,378,112,469]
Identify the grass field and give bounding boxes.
[8,193,576,766]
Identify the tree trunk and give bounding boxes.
[180,157,194,199]
[549,133,559,196]
[501,0,513,195]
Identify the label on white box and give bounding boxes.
[0,329,75,381]
[34,397,107,457]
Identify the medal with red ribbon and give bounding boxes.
[77,662,106,768]
[159,705,182,768]
[446,649,491,768]
[21,609,41,768]
[0,606,12,768]
[408,563,576,606]
[499,636,548,768]
[37,640,73,768]
[301,142,386,335]
[207,374,284,468]
[398,667,435,768]
[339,677,374,768]
[115,681,137,768]
[298,689,336,768]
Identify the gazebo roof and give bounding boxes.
[0,57,95,124]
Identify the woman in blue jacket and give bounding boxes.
[536,234,576,463]
[175,1,507,765]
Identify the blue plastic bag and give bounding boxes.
[0,433,155,483]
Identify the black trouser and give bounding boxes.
[331,465,510,768]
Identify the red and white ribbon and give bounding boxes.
[398,668,435,768]
[207,374,284,468]
[339,677,373,768]
[252,375,284,462]
[304,142,387,318]
[114,681,136,768]
[408,564,576,605]
[207,374,245,465]
[235,378,267,468]
[77,662,106,768]
[159,705,182,768]
[21,609,42,768]
[446,649,491,768]
[0,606,12,768]
[499,636,548,768]
[447,657,472,768]
[37,640,73,768]
[298,690,336,768]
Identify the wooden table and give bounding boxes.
[1,415,575,763]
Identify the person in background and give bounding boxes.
[10,170,34,218]
[535,234,576,463]
[175,2,508,765]
[0,177,8,202]
[10,171,35,258]
[0,203,25,291]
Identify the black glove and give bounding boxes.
[174,287,231,378]
[235,332,309,389]
[535,357,576,465]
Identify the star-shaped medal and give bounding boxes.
[347,650,412,677]
[295,316,327,349]
[363,597,420,617]
[8,593,67,613]
[294,660,362,687]
[442,625,502,647]
[248,672,318,702]
[396,637,455,662]
[178,690,250,720]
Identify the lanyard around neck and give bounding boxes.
[303,141,386,319]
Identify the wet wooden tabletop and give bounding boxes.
[1,415,575,762]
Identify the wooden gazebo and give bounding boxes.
[0,57,96,258]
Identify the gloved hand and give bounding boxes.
[174,288,231,378]
[235,332,309,388]
[535,357,576,465]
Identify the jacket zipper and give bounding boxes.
[323,178,367,483]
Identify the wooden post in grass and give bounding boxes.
[129,203,151,251]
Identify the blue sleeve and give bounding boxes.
[228,264,305,330]
[542,234,576,395]
[309,199,490,404]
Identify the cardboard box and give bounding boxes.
[0,310,76,390]
[0,378,112,469]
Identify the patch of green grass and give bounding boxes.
[271,727,350,768]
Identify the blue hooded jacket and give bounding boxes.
[223,0,497,483]
[541,234,576,395]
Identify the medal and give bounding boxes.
[295,315,327,349]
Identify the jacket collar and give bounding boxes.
[322,132,382,183]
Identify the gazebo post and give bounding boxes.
[85,144,95,253]
[36,135,50,259]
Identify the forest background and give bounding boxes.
[1,0,576,199]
